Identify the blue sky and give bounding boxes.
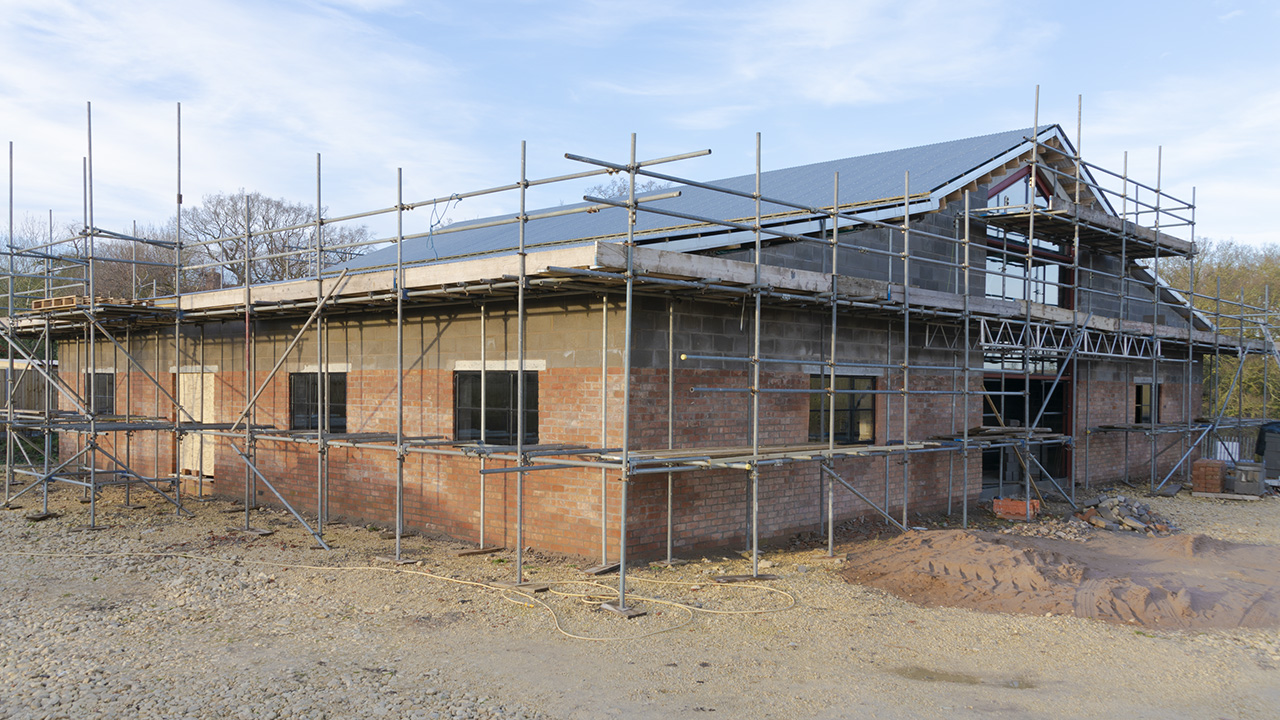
[1,0,1276,245]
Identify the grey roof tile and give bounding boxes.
[334,126,1045,272]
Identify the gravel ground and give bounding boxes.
[2,483,1279,719]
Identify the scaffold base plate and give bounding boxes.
[491,580,549,592]
[649,559,688,568]
[375,555,417,565]
[583,562,620,575]
[25,511,59,521]
[600,602,645,619]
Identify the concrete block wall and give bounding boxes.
[1077,252,1195,327]
[715,203,981,296]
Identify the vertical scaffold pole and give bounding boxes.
[1071,96,1082,503]
[665,299,674,564]
[42,211,51,514]
[86,102,98,529]
[172,104,184,514]
[750,132,762,577]
[962,189,972,528]
[1024,90,1039,520]
[1186,188,1196,480]
[5,141,13,507]
[901,170,911,528]
[316,154,326,537]
[514,142,527,585]
[395,167,406,561]
[243,195,253,528]
[610,133,638,614]
[598,296,607,562]
[826,172,839,556]
[1264,285,1270,422]
[1150,147,1162,491]
[479,303,488,547]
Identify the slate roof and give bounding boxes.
[334,125,1056,272]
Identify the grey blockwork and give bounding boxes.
[630,296,972,370]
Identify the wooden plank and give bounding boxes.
[599,242,884,299]
[457,546,504,557]
[713,574,779,584]
[490,580,550,592]
[176,244,603,311]
[1191,492,1262,501]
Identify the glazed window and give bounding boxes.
[808,375,874,444]
[455,371,538,445]
[289,372,347,433]
[1135,383,1159,424]
[85,372,115,415]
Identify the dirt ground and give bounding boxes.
[2,484,1279,719]
[843,527,1280,629]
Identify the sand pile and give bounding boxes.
[842,529,1280,629]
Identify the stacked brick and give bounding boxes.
[1191,459,1226,494]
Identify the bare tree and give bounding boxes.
[583,176,672,199]
[88,221,215,299]
[182,191,372,286]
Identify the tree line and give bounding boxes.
[1157,239,1280,420]
[4,191,372,304]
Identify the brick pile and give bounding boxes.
[1191,458,1226,494]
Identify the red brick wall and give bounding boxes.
[622,367,983,556]
[1073,369,1202,487]
[53,329,1201,561]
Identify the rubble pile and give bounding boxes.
[1075,495,1177,536]
[999,516,1092,540]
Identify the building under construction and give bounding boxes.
[3,103,1274,604]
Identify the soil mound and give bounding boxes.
[842,529,1280,629]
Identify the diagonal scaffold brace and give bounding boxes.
[233,446,331,550]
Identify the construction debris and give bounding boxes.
[1074,495,1177,536]
[999,516,1091,540]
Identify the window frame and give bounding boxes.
[454,370,538,445]
[808,374,875,445]
[288,371,347,433]
[1134,382,1160,424]
[85,371,115,415]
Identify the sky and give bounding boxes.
[1,0,1277,246]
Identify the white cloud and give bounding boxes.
[582,0,1055,108]
[0,0,484,238]
[1087,75,1280,246]
[0,0,1272,251]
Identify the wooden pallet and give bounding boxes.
[31,296,80,311]
[30,295,156,311]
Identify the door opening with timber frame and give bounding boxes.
[177,370,217,496]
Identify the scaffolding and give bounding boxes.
[3,96,1275,612]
